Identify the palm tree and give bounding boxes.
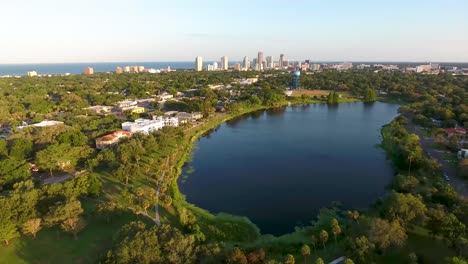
[311,235,318,252]
[301,244,311,264]
[285,254,295,264]
[408,155,414,177]
[331,218,342,243]
[320,230,329,249]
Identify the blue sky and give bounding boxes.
[1,0,468,63]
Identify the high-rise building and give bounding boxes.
[138,66,145,72]
[266,56,273,69]
[195,56,203,71]
[207,64,214,71]
[115,67,123,74]
[123,66,130,72]
[243,56,250,70]
[258,51,263,66]
[233,63,241,71]
[279,54,284,68]
[262,61,268,71]
[213,62,218,71]
[84,67,94,75]
[221,56,228,70]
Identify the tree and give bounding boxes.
[36,144,91,176]
[61,217,86,240]
[301,244,311,263]
[369,218,407,251]
[21,218,42,239]
[0,139,7,157]
[0,157,31,188]
[446,257,468,264]
[9,138,33,159]
[311,235,318,251]
[227,247,248,264]
[440,214,466,246]
[315,257,324,264]
[58,129,88,146]
[383,192,426,226]
[45,199,84,227]
[285,254,295,264]
[331,218,342,243]
[346,236,375,263]
[320,230,329,249]
[0,218,19,246]
[364,88,377,102]
[327,92,338,104]
[246,248,265,264]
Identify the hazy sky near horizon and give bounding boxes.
[1,0,468,63]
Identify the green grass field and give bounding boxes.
[0,211,141,264]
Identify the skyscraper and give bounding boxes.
[266,56,273,69]
[213,62,218,71]
[221,56,228,70]
[257,51,264,70]
[233,63,241,71]
[195,56,203,71]
[279,54,284,68]
[243,56,250,70]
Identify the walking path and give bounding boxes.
[406,121,468,197]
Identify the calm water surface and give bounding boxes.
[179,102,400,235]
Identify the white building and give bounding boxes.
[18,120,64,130]
[122,118,165,134]
[221,56,228,70]
[195,56,203,72]
[154,116,179,127]
[27,71,38,77]
[116,100,138,108]
[158,92,174,101]
[213,62,218,71]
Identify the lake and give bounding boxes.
[178,102,400,235]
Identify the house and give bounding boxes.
[175,112,203,123]
[121,106,145,114]
[158,92,174,101]
[95,130,133,150]
[84,105,112,114]
[116,100,138,108]
[445,128,466,137]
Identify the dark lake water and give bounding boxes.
[179,102,400,235]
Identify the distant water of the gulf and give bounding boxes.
[0,62,228,76]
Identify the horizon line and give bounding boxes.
[1,60,468,65]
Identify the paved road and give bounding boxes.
[406,122,468,197]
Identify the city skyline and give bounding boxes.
[1,0,468,63]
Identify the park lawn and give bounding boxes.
[0,211,140,264]
[377,226,457,264]
[291,89,331,97]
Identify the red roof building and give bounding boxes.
[95,130,133,150]
[445,128,466,137]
